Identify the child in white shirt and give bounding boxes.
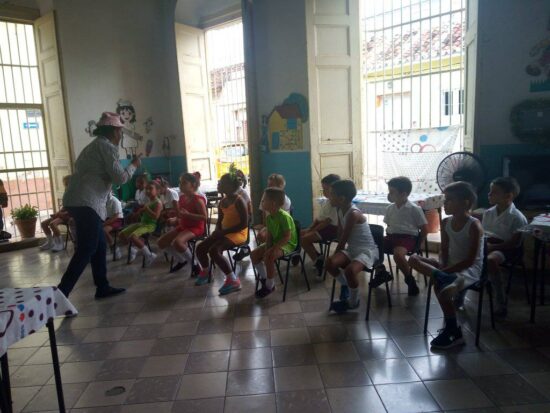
[372,177,427,295]
[301,174,340,278]
[410,182,484,350]
[482,177,528,316]
[134,174,149,206]
[104,192,124,259]
[326,180,378,314]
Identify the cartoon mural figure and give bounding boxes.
[116,99,143,157]
[85,120,97,137]
[527,16,550,92]
[267,104,304,151]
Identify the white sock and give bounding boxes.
[338,271,348,286]
[266,278,275,289]
[182,248,192,261]
[349,287,359,305]
[256,262,267,280]
[141,246,152,257]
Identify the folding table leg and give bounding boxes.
[47,320,66,413]
[0,354,12,413]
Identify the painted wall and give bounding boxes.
[252,0,313,225]
[50,0,186,183]
[475,0,550,183]
[175,0,240,27]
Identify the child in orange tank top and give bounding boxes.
[157,173,207,272]
[195,173,249,295]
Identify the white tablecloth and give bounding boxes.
[0,287,77,356]
[317,192,445,216]
[520,213,550,243]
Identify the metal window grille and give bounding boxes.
[362,0,466,193]
[0,21,52,239]
[205,20,248,179]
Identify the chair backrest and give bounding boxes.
[369,224,385,266]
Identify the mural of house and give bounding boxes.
[267,103,303,151]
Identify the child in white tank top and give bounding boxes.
[325,180,378,314]
[409,182,484,350]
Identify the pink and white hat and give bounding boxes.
[96,112,125,128]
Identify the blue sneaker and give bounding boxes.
[339,285,350,301]
[195,275,209,286]
[331,299,359,314]
[218,278,241,295]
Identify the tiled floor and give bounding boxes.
[2,246,550,412]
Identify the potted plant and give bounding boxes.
[10,204,39,239]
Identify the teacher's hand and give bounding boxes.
[131,153,142,168]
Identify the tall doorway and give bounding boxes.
[0,20,51,238]
[175,18,248,188]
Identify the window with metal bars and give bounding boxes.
[0,20,52,239]
[362,0,466,194]
[205,20,248,180]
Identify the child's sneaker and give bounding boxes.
[339,285,350,301]
[195,272,209,286]
[331,299,360,314]
[256,285,275,298]
[191,263,201,277]
[128,247,138,263]
[170,260,187,273]
[39,238,53,250]
[430,326,464,349]
[113,247,122,260]
[369,266,393,288]
[219,278,241,295]
[405,275,420,296]
[144,252,157,268]
[51,237,64,252]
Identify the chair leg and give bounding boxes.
[386,254,394,278]
[487,283,496,329]
[112,232,117,262]
[366,273,374,321]
[281,261,290,302]
[475,284,485,347]
[276,261,284,285]
[127,241,132,264]
[329,278,336,311]
[521,263,530,305]
[322,243,332,281]
[423,279,433,335]
[300,255,310,291]
[385,280,392,308]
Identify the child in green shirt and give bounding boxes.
[251,187,297,298]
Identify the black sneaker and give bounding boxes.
[405,275,420,296]
[233,248,250,261]
[256,285,275,298]
[430,326,464,349]
[291,255,301,266]
[369,266,393,288]
[170,260,187,273]
[95,286,126,299]
[330,299,360,314]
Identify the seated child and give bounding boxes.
[409,181,483,349]
[39,175,71,252]
[157,177,179,230]
[482,177,527,317]
[193,171,208,204]
[103,192,124,260]
[326,180,379,313]
[119,181,162,267]
[251,188,297,298]
[195,173,248,294]
[373,176,427,295]
[134,174,149,206]
[256,173,292,243]
[236,170,252,215]
[301,174,340,278]
[157,173,207,272]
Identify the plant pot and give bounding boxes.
[15,218,37,239]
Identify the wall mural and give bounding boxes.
[84,99,156,159]
[263,93,309,152]
[527,16,550,93]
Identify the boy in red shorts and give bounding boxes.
[372,176,427,295]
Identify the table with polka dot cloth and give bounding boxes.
[0,287,76,413]
[0,287,77,357]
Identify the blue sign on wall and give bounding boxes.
[23,122,39,129]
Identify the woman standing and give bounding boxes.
[59,112,141,298]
